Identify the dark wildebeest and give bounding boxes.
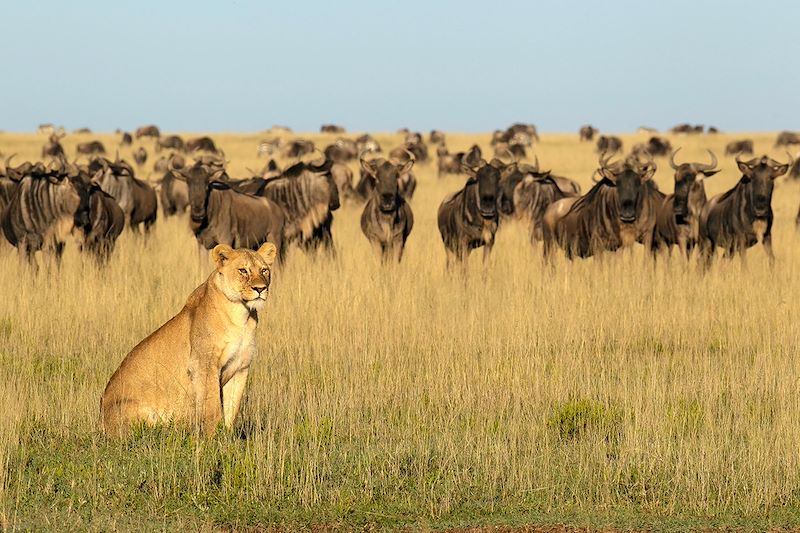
[725,139,754,155]
[651,149,719,258]
[120,132,133,146]
[185,136,218,153]
[135,125,160,139]
[133,147,147,167]
[93,158,157,232]
[1,159,85,269]
[789,155,800,180]
[320,124,346,133]
[437,147,501,268]
[542,153,657,260]
[631,136,672,158]
[41,133,65,159]
[359,156,415,263]
[596,135,623,154]
[391,137,429,164]
[331,162,355,200]
[76,141,106,156]
[671,123,704,134]
[282,139,316,158]
[259,157,341,255]
[324,139,358,162]
[73,177,125,263]
[156,135,185,153]
[429,130,446,145]
[579,125,597,142]
[158,157,189,217]
[357,151,418,200]
[708,126,719,134]
[172,162,285,263]
[73,127,92,134]
[437,144,481,177]
[699,154,792,267]
[153,152,185,174]
[775,131,800,147]
[356,134,381,154]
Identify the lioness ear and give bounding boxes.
[211,244,235,267]
[257,242,277,265]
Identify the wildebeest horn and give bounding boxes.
[669,148,682,170]
[783,151,795,169]
[598,150,615,169]
[694,149,718,171]
[4,153,17,171]
[500,146,517,165]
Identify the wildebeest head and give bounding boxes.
[172,161,226,224]
[497,156,551,216]
[360,156,414,213]
[736,154,792,218]
[669,148,719,223]
[597,152,656,223]
[307,154,339,211]
[462,147,501,220]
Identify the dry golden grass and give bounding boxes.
[1,129,800,530]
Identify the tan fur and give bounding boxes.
[752,219,768,241]
[100,242,277,436]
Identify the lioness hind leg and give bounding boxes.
[101,399,164,436]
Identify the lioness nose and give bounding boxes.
[253,285,267,295]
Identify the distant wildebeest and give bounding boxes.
[356,134,381,154]
[699,154,792,267]
[358,150,418,200]
[429,130,446,145]
[92,157,157,232]
[73,178,125,263]
[637,126,658,134]
[156,135,185,153]
[257,138,281,157]
[359,156,415,263]
[324,138,358,163]
[185,136,218,154]
[282,139,316,158]
[437,144,481,177]
[631,136,672,158]
[596,135,623,154]
[707,126,719,134]
[73,127,92,134]
[651,149,719,258]
[579,125,597,142]
[153,152,185,174]
[542,153,657,260]
[321,124,346,133]
[725,139,754,155]
[135,125,160,139]
[120,132,133,146]
[331,162,355,200]
[76,141,106,156]
[437,147,500,268]
[41,133,65,159]
[492,124,539,148]
[37,123,64,136]
[158,157,189,217]
[391,133,429,163]
[775,131,800,147]
[133,147,148,167]
[1,159,85,269]
[171,161,285,262]
[670,123,704,134]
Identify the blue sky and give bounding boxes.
[1,0,798,133]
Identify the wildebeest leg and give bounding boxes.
[482,242,493,266]
[370,241,384,263]
[763,233,775,268]
[320,225,336,258]
[392,238,405,263]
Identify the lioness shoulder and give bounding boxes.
[101,242,277,436]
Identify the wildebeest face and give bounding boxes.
[669,149,719,223]
[361,158,413,213]
[600,159,655,224]
[737,155,791,218]
[177,166,224,223]
[72,178,93,229]
[476,165,500,219]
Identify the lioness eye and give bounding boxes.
[261,268,268,275]
[238,268,248,275]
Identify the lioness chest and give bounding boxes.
[217,321,257,384]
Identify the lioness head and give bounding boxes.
[211,243,277,310]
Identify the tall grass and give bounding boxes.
[1,130,799,530]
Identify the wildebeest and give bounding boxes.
[437,147,500,268]
[135,125,160,139]
[321,124,346,133]
[73,178,125,263]
[324,138,358,162]
[37,124,64,136]
[120,132,133,146]
[699,154,792,267]
[725,139,754,155]
[1,159,84,268]
[331,162,355,200]
[775,131,800,147]
[282,139,316,158]
[493,123,539,146]
[708,126,719,134]
[358,150,418,200]
[429,130,446,145]
[185,136,218,153]
[258,157,340,255]
[355,134,381,154]
[631,136,672,158]
[133,147,147,167]
[73,127,92,134]
[172,161,285,262]
[156,135,185,153]
[596,135,623,154]
[158,159,190,217]
[494,141,526,160]
[579,125,597,142]
[153,152,185,174]
[93,157,157,232]
[670,123,704,134]
[391,134,429,163]
[651,149,719,258]
[437,144,481,177]
[542,153,657,260]
[76,141,106,156]
[359,156,415,262]
[509,163,582,243]
[41,133,65,159]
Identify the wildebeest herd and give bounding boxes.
[1,124,798,271]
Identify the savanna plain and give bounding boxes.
[1,130,800,532]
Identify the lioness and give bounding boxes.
[101,242,277,435]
